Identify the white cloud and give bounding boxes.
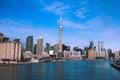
[41,1,69,15]
[80,0,88,6]
[74,7,89,18]
[0,18,59,46]
[86,16,120,40]
[63,19,87,29]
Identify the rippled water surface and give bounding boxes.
[0,60,120,80]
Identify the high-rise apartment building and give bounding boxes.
[88,41,96,59]
[34,44,36,54]
[54,43,59,59]
[89,41,94,50]
[45,43,50,54]
[26,36,33,52]
[98,41,104,53]
[36,37,43,58]
[108,49,112,59]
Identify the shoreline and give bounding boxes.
[0,59,114,66]
[0,62,38,66]
[111,63,120,70]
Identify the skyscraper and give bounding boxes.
[26,36,33,52]
[89,41,94,50]
[54,43,59,59]
[36,37,43,58]
[98,41,104,53]
[58,16,63,59]
[34,44,36,54]
[101,41,104,51]
[98,41,101,53]
[45,43,50,54]
[0,33,4,42]
[88,41,96,59]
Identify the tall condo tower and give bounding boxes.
[98,41,104,53]
[59,16,63,52]
[98,41,101,53]
[36,37,43,58]
[26,36,33,52]
[0,33,4,42]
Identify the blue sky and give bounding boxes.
[0,0,120,51]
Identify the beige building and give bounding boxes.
[0,42,21,61]
[88,50,96,60]
[36,37,43,59]
[54,43,59,58]
[114,48,120,60]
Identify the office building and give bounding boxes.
[62,44,70,51]
[45,43,50,54]
[98,41,104,53]
[88,41,96,59]
[73,46,81,52]
[88,50,96,60]
[36,37,43,58]
[26,36,33,52]
[0,33,4,42]
[114,48,120,59]
[89,41,94,50]
[34,44,36,54]
[54,43,59,59]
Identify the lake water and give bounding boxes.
[0,60,120,80]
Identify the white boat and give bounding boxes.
[31,58,39,63]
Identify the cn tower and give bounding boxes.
[59,16,63,53]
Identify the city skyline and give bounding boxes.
[0,0,120,51]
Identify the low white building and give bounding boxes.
[64,51,82,60]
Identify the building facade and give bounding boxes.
[36,37,43,58]
[26,36,33,52]
[45,43,50,54]
[89,41,94,50]
[88,50,96,60]
[0,33,4,42]
[98,41,104,54]
[88,41,96,59]
[0,42,21,61]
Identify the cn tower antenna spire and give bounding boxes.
[60,15,62,27]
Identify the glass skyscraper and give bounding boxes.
[26,36,33,52]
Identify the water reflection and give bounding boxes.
[0,65,21,80]
[0,60,120,80]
